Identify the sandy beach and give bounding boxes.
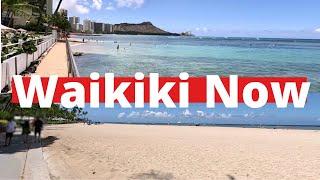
[42,124,320,179]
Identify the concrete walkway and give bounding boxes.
[0,131,51,180]
[36,42,69,77]
[0,130,26,179]
[22,144,51,180]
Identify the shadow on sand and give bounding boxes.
[0,134,58,154]
[130,170,174,180]
[227,174,236,180]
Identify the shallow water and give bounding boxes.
[72,35,320,92]
[71,35,320,125]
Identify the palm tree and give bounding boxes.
[36,0,47,33]
[54,0,63,15]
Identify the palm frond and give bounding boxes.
[13,3,40,9]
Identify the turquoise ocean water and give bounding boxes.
[71,35,320,126]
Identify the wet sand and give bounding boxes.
[43,124,320,179]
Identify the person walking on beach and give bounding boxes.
[21,120,31,144]
[5,118,16,146]
[33,117,43,143]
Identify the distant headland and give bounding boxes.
[68,16,189,36]
[67,14,193,36]
[112,22,180,36]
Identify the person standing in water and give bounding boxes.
[33,117,43,143]
[117,44,120,51]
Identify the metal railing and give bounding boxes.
[66,39,80,77]
[1,35,54,59]
[1,34,56,92]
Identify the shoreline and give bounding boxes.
[89,122,320,130]
[70,33,320,41]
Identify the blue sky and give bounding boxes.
[54,0,320,38]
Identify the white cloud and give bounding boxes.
[82,0,90,6]
[125,110,174,119]
[75,4,90,14]
[205,113,215,119]
[127,111,140,118]
[53,0,74,10]
[106,2,115,10]
[92,0,103,10]
[182,109,192,117]
[219,113,232,119]
[141,110,174,118]
[196,27,209,33]
[115,0,145,8]
[243,112,255,118]
[53,0,90,14]
[196,110,206,117]
[315,28,320,33]
[117,112,126,119]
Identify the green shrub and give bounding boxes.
[0,119,8,126]
[0,111,12,120]
[22,40,37,54]
[1,32,39,61]
[24,22,46,32]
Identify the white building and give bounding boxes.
[83,19,93,33]
[91,22,95,33]
[103,23,113,34]
[69,16,80,32]
[69,16,80,25]
[76,24,83,32]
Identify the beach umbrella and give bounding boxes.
[0,24,16,32]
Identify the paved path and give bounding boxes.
[22,144,51,180]
[0,131,50,180]
[0,131,26,179]
[36,42,69,77]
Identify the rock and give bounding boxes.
[73,52,84,56]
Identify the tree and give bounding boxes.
[50,13,71,31]
[0,94,79,123]
[35,0,48,33]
